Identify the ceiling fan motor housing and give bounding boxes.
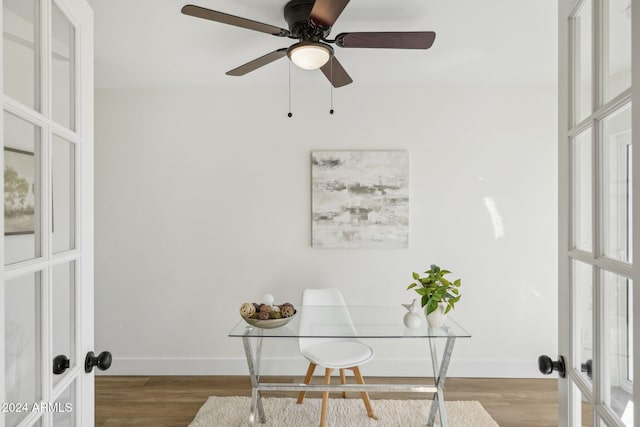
[284,0,330,40]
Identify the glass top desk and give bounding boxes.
[229,305,471,427]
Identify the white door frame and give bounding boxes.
[0,0,94,425]
[559,0,638,425]
[0,0,5,419]
[558,0,572,423]
[632,0,640,425]
[72,0,94,424]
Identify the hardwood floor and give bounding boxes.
[95,376,558,427]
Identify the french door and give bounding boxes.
[1,0,94,426]
[558,0,638,425]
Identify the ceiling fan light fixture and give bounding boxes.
[287,41,333,70]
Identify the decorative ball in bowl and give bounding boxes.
[239,302,296,329]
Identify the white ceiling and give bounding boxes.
[90,0,557,89]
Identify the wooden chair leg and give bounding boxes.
[320,368,333,427]
[352,366,377,420]
[339,368,347,398]
[297,362,316,404]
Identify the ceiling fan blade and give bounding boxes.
[335,32,436,49]
[319,56,353,88]
[309,0,350,28]
[226,48,288,76]
[181,5,289,37]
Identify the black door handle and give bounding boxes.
[538,354,566,378]
[85,351,112,373]
[581,359,593,379]
[53,355,70,375]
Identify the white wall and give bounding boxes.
[94,80,558,377]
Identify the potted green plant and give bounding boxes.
[407,264,461,327]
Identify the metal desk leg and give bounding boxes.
[427,334,456,427]
[242,332,266,426]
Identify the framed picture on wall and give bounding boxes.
[311,150,409,248]
[4,147,36,235]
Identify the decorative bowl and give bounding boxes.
[243,311,296,329]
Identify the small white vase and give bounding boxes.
[402,299,424,329]
[425,303,447,328]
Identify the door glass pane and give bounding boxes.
[582,398,594,426]
[4,111,41,265]
[52,262,75,387]
[53,381,75,427]
[574,260,593,383]
[572,0,593,124]
[4,272,41,427]
[603,0,631,101]
[572,381,595,426]
[52,3,75,131]
[582,400,594,426]
[572,128,593,251]
[602,103,632,262]
[602,271,634,426]
[52,135,76,253]
[3,0,40,110]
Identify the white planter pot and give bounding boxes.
[425,303,447,328]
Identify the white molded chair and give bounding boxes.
[296,288,376,427]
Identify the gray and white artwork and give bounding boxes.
[311,151,409,248]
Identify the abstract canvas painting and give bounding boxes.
[311,150,409,248]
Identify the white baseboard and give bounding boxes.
[98,357,545,378]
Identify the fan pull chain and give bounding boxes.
[288,61,293,118]
[329,58,334,115]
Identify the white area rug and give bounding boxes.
[189,396,499,427]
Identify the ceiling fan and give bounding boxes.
[181,0,436,88]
